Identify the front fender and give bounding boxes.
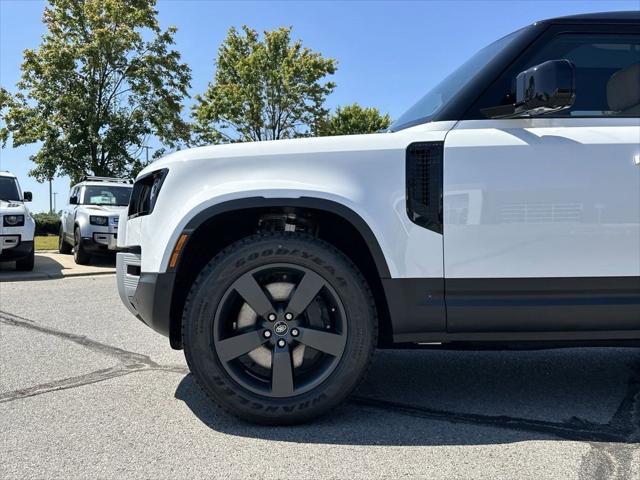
[128,126,450,278]
[75,212,90,236]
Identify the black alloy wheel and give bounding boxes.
[182,233,377,424]
[213,263,348,398]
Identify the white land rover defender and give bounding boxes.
[0,171,35,271]
[117,12,640,424]
[59,176,132,264]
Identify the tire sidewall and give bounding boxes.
[183,234,376,423]
[74,228,89,264]
[16,246,35,271]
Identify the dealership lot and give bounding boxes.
[1,274,638,479]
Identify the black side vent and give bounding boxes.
[406,141,444,234]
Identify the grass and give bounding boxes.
[35,235,58,251]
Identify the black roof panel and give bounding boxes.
[541,11,640,24]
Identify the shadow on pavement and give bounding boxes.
[175,348,640,446]
[0,253,115,280]
[84,254,116,267]
[0,254,65,279]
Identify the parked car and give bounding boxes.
[59,176,132,264]
[0,171,35,271]
[116,11,640,424]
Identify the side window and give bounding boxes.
[471,33,640,118]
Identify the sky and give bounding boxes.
[1,0,637,213]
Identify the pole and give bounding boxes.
[49,177,53,213]
[142,145,151,164]
[53,192,58,212]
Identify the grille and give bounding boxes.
[406,142,444,234]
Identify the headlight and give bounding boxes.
[90,215,108,226]
[3,215,25,227]
[128,169,168,218]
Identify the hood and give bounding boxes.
[82,204,128,214]
[137,121,454,178]
[0,199,28,215]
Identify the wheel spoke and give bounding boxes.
[216,329,267,362]
[271,345,294,397]
[233,273,274,318]
[285,270,326,317]
[298,327,345,357]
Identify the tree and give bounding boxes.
[0,87,15,147]
[193,26,336,144]
[4,0,191,183]
[316,103,391,137]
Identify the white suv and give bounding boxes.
[116,12,640,424]
[0,171,35,271]
[59,177,132,264]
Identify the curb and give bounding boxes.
[0,270,115,282]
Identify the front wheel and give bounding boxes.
[182,233,377,425]
[15,246,35,271]
[73,227,91,265]
[58,225,72,254]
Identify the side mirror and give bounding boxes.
[23,191,33,202]
[69,195,78,205]
[515,59,575,115]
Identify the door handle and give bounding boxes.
[634,154,639,166]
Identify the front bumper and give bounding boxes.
[82,221,120,252]
[0,238,33,261]
[82,232,119,252]
[116,252,174,340]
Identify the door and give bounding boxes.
[443,28,640,332]
[63,186,79,238]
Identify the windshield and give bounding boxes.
[0,177,21,202]
[82,185,132,206]
[390,28,526,131]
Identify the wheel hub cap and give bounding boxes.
[273,321,288,336]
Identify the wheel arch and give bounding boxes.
[167,197,393,349]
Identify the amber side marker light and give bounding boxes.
[169,233,189,269]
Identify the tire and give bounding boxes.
[16,245,35,271]
[182,232,377,425]
[58,225,72,254]
[73,227,91,265]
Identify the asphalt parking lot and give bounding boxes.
[1,273,639,479]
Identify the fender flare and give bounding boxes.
[181,196,391,278]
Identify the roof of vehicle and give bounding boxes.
[73,176,133,188]
[0,171,17,178]
[542,11,640,24]
[79,181,133,187]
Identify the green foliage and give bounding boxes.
[33,212,61,236]
[4,0,192,183]
[316,103,391,137]
[193,26,337,144]
[0,87,12,147]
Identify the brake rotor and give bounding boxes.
[236,282,306,369]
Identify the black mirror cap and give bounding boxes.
[23,191,33,202]
[69,195,78,205]
[516,59,576,114]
